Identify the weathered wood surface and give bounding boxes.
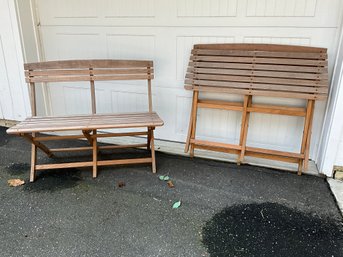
[184,43,328,175]
[185,43,328,100]
[7,59,163,182]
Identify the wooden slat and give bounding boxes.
[34,134,85,141]
[192,143,300,164]
[190,56,326,66]
[188,68,328,80]
[194,144,240,155]
[25,68,153,77]
[245,146,304,159]
[185,79,328,94]
[27,74,153,83]
[98,158,152,167]
[190,139,242,150]
[24,60,153,70]
[189,61,328,73]
[94,131,148,138]
[248,104,306,116]
[245,151,299,164]
[194,43,326,53]
[7,112,164,134]
[36,161,93,170]
[198,100,243,111]
[198,99,306,116]
[186,73,328,87]
[186,85,327,100]
[192,49,327,59]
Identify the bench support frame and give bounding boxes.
[10,60,162,182]
[25,128,156,182]
[185,92,315,175]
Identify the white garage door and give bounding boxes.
[0,0,30,121]
[34,0,342,163]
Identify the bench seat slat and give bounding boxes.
[186,85,327,100]
[185,73,328,87]
[192,49,327,60]
[185,79,328,94]
[186,44,328,100]
[7,112,164,134]
[189,61,328,73]
[190,56,326,66]
[24,60,153,70]
[194,43,326,53]
[187,68,328,80]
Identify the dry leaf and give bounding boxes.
[117,181,126,188]
[8,179,25,187]
[167,180,175,188]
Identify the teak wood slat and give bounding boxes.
[184,43,329,175]
[7,59,164,182]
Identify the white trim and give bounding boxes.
[317,21,343,177]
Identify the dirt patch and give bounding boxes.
[202,202,343,257]
[24,168,82,192]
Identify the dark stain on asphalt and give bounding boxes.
[0,128,8,146]
[202,202,343,257]
[24,168,82,192]
[5,162,31,176]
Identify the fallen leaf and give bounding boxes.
[167,180,175,188]
[159,175,170,181]
[117,181,125,188]
[172,200,181,209]
[8,179,25,187]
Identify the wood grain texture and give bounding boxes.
[12,59,163,181]
[184,43,324,174]
[185,43,329,100]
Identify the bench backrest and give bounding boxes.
[24,60,154,116]
[185,44,328,100]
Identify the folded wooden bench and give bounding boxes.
[7,60,164,182]
[184,43,328,175]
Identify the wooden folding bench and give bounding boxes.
[7,60,164,182]
[184,43,328,175]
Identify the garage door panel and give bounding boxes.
[104,0,154,18]
[41,29,105,60]
[37,0,340,27]
[106,34,155,60]
[177,0,238,17]
[0,0,30,121]
[246,0,316,17]
[36,0,342,163]
[176,35,235,81]
[0,36,14,119]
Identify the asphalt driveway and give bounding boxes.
[0,127,342,257]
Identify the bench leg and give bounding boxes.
[298,100,314,176]
[303,102,315,171]
[150,129,156,173]
[30,143,37,182]
[185,91,197,153]
[238,95,252,165]
[189,91,199,157]
[92,130,98,178]
[147,127,151,150]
